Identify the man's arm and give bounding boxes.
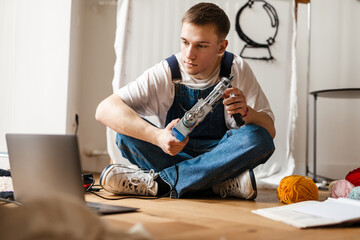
[95,94,188,156]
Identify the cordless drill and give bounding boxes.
[171,75,245,142]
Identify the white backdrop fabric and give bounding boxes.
[107,0,297,188]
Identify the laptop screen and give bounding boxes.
[6,134,85,203]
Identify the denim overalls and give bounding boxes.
[116,52,275,198]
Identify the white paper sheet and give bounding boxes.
[293,198,360,222]
[253,198,360,228]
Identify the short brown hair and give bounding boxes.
[182,2,230,40]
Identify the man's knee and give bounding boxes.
[231,124,275,153]
[115,133,136,148]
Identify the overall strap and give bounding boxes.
[219,51,234,78]
[165,51,234,81]
[166,55,182,81]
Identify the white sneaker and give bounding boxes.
[100,164,158,196]
[212,169,257,200]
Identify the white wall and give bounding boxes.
[2,0,358,177]
[294,0,360,180]
[0,0,72,148]
[309,0,359,92]
[69,0,116,172]
[0,0,115,172]
[67,0,85,135]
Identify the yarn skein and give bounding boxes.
[277,175,318,204]
[328,180,339,193]
[330,179,355,198]
[348,186,360,200]
[345,167,360,187]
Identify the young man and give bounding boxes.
[95,2,275,199]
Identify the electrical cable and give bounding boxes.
[0,197,22,206]
[75,113,79,135]
[88,187,170,200]
[169,164,179,199]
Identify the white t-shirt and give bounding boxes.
[116,53,274,129]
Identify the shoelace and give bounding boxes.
[130,169,156,186]
[118,169,156,195]
[219,178,241,198]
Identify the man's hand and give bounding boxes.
[222,88,276,138]
[222,88,247,116]
[156,119,189,156]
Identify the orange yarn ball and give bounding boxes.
[277,175,319,204]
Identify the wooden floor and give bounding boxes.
[86,183,360,240]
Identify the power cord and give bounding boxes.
[75,113,79,135]
[85,175,171,200]
[0,197,22,206]
[169,164,179,199]
[88,190,165,200]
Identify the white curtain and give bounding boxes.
[0,0,72,151]
[108,0,297,188]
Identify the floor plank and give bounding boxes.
[85,188,360,240]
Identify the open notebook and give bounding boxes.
[252,197,360,228]
[6,133,138,215]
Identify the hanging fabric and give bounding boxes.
[108,0,297,188]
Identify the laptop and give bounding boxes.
[5,133,138,215]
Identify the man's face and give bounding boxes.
[180,22,227,79]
